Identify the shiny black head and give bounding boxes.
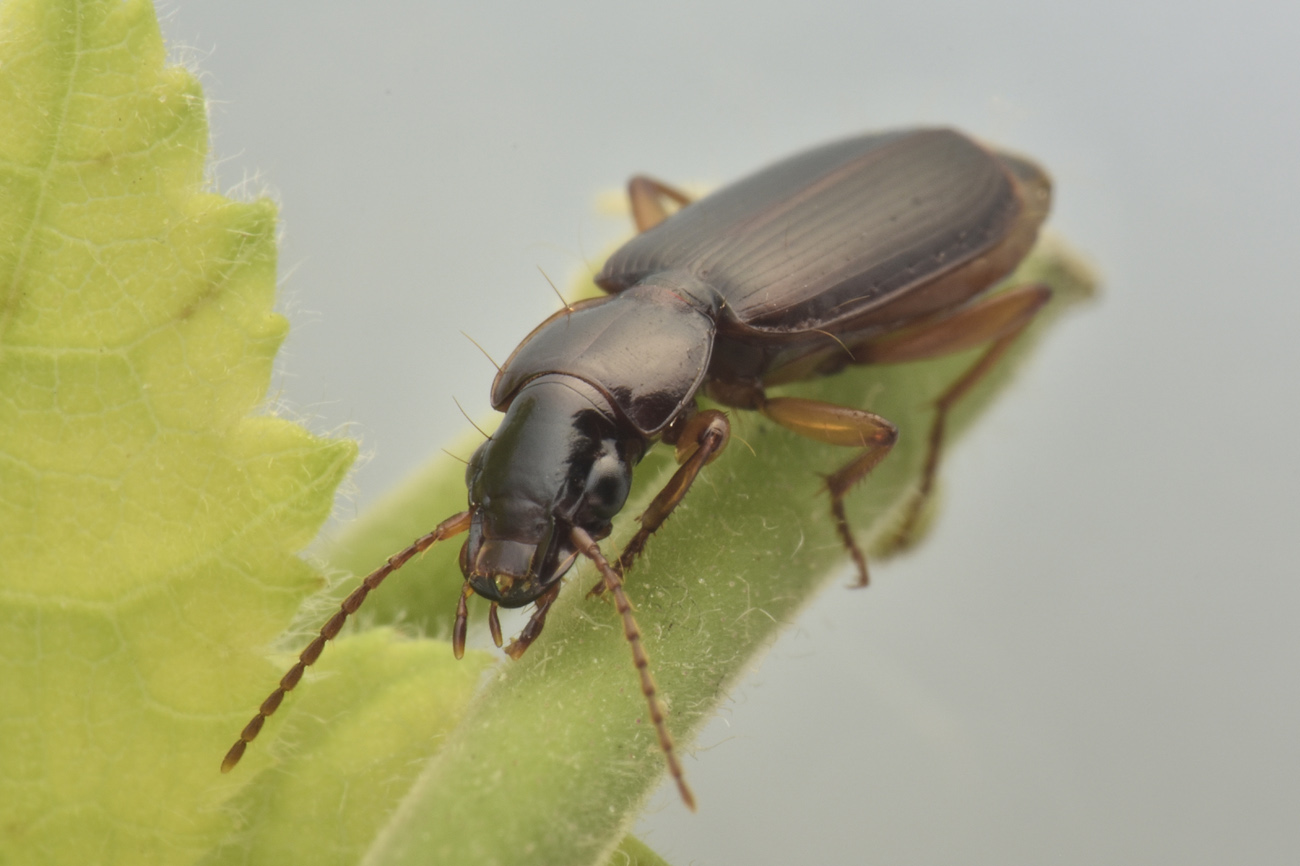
[461,375,643,608]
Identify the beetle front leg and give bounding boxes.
[627,176,694,232]
[626,409,730,572]
[503,581,563,660]
[588,409,730,597]
[757,397,899,587]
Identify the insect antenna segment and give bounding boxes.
[570,525,696,811]
[220,510,472,772]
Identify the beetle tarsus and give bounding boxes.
[503,581,562,660]
[831,495,871,588]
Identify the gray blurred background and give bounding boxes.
[160,1,1299,863]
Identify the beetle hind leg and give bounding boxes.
[850,284,1053,552]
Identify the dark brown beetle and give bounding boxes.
[222,128,1052,810]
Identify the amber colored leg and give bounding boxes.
[758,397,899,586]
[503,581,563,660]
[850,285,1052,550]
[628,176,694,232]
[589,410,731,597]
[852,285,1052,365]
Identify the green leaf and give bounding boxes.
[205,629,490,865]
[607,835,672,866]
[0,1,488,862]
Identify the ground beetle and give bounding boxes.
[223,128,1053,810]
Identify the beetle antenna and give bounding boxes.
[220,510,473,773]
[570,525,696,811]
[460,330,502,372]
[452,396,493,442]
[537,266,574,313]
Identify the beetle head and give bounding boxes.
[461,375,643,608]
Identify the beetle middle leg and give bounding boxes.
[755,396,900,587]
[849,284,1053,551]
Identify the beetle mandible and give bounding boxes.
[221,128,1053,810]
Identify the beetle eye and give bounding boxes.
[584,454,630,521]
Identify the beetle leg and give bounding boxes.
[757,397,899,587]
[625,409,730,571]
[850,284,1052,366]
[588,409,731,597]
[849,284,1052,551]
[628,176,694,232]
[503,581,562,660]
